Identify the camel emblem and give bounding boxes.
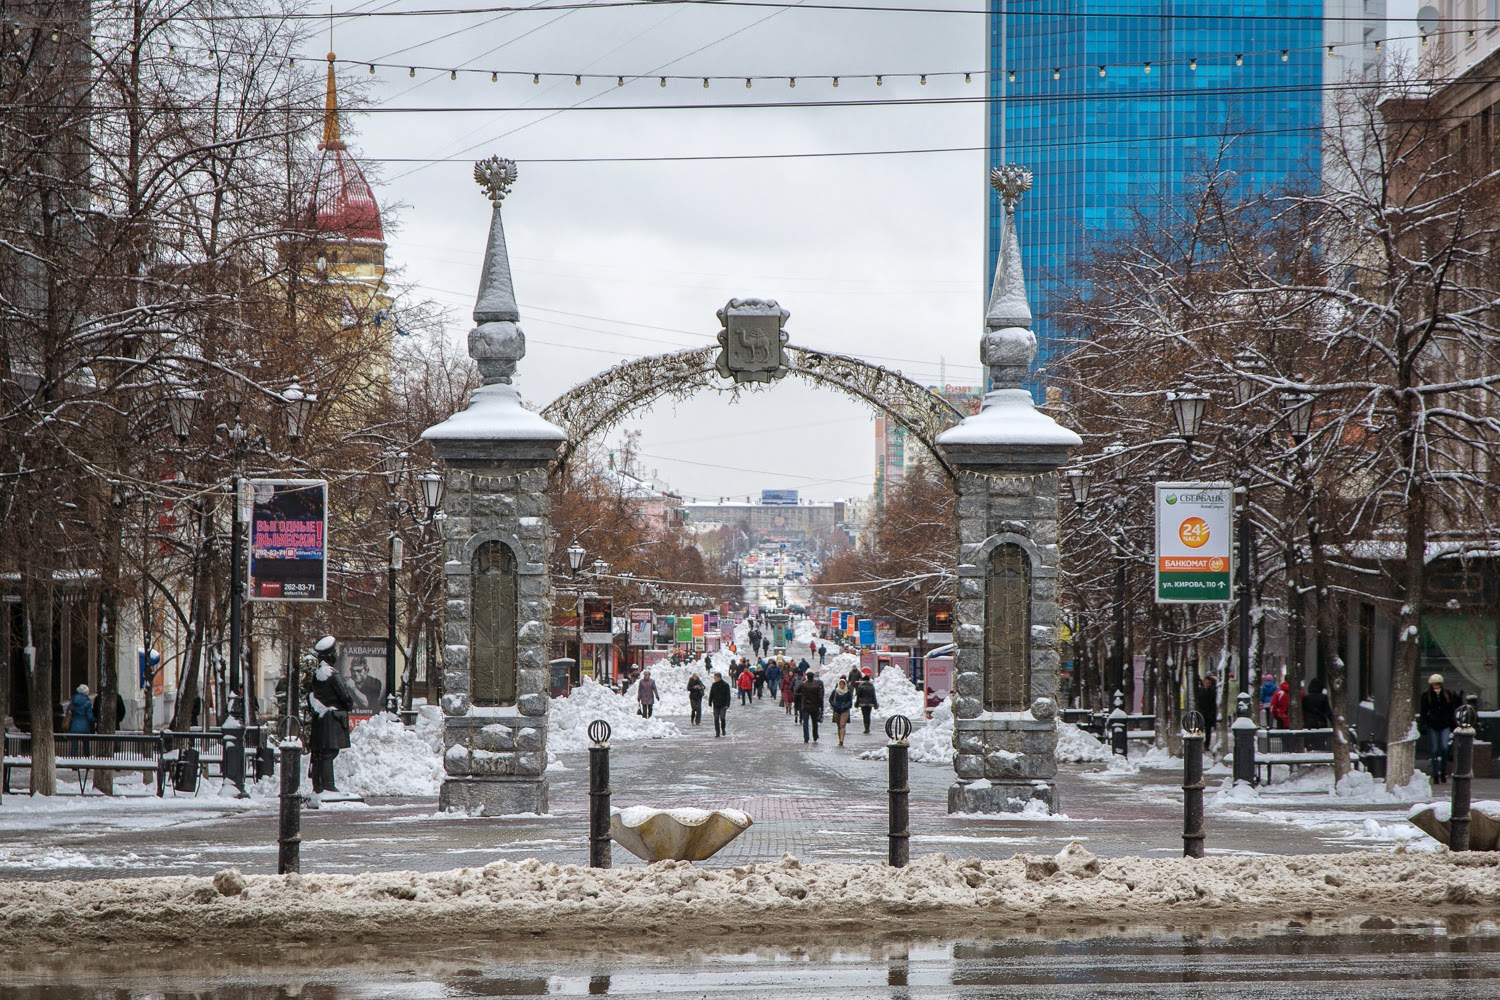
[715,298,790,384]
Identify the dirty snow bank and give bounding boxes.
[859,699,956,764]
[548,677,681,755]
[1056,723,1110,764]
[5,847,1498,947]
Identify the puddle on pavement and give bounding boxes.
[4,917,1500,997]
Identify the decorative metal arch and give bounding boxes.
[541,345,966,480]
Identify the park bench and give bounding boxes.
[3,732,169,795]
[1253,728,1359,784]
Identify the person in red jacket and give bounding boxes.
[1269,680,1291,729]
[736,665,754,706]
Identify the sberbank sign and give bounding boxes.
[1155,482,1234,605]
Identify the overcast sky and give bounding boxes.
[323,0,1420,503]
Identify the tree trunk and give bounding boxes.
[1384,478,1427,790]
[23,576,57,795]
[93,592,119,794]
[170,503,213,731]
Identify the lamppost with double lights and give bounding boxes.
[381,451,445,715]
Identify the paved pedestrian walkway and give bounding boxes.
[1,690,1485,882]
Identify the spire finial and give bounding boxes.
[474,155,519,202]
[982,163,1036,389]
[321,51,342,148]
[990,164,1032,216]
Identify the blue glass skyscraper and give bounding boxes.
[987,2,1327,387]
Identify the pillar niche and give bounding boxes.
[936,164,1081,814]
[422,157,566,816]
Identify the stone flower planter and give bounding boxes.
[610,806,752,862]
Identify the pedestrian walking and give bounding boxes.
[1302,677,1333,731]
[766,659,782,702]
[830,678,854,747]
[92,691,128,732]
[1258,673,1276,726]
[818,644,827,666]
[308,636,355,795]
[782,669,796,716]
[1269,680,1290,730]
[753,662,767,700]
[736,665,754,705]
[687,673,706,726]
[65,685,94,756]
[1419,673,1459,783]
[1195,674,1219,752]
[846,664,862,689]
[637,669,658,719]
[855,671,879,734]
[797,671,825,744]
[709,671,732,737]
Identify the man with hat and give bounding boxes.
[1419,673,1460,783]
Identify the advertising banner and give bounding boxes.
[829,608,839,631]
[337,637,389,718]
[583,597,614,643]
[875,617,895,647]
[705,610,720,634]
[628,608,654,647]
[925,598,954,641]
[675,617,694,643]
[247,479,327,601]
[692,614,705,638]
[1155,482,1233,603]
[925,657,953,707]
[857,619,876,646]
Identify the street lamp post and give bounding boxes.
[380,451,443,716]
[567,541,586,680]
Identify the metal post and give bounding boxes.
[387,529,400,716]
[1451,707,1476,852]
[229,475,244,708]
[222,716,248,798]
[1108,689,1127,758]
[1182,711,1205,858]
[277,737,302,874]
[1232,692,1257,786]
[886,715,911,868]
[1237,484,1253,696]
[588,720,612,868]
[1113,551,1126,697]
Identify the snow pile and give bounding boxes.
[10,848,1500,947]
[857,699,956,764]
[413,701,444,754]
[335,713,444,798]
[549,677,681,755]
[624,657,734,717]
[1056,722,1110,763]
[870,664,925,721]
[1335,768,1432,803]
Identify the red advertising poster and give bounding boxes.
[247,479,327,601]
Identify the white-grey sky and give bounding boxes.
[324,0,1423,502]
[326,0,988,502]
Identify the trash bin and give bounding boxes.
[172,745,200,793]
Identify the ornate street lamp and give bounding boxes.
[382,449,412,486]
[166,388,201,444]
[566,541,587,575]
[1232,349,1265,408]
[1167,382,1210,447]
[418,469,445,516]
[1064,467,1093,507]
[282,380,316,441]
[1104,440,1126,483]
[1281,386,1314,445]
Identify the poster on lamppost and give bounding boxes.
[582,597,614,643]
[627,608,654,647]
[1155,482,1233,603]
[247,479,327,601]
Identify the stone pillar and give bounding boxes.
[422,157,566,815]
[937,164,1080,815]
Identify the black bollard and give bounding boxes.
[223,714,248,799]
[1182,711,1205,859]
[1232,692,1258,786]
[1451,707,1476,853]
[588,720,612,868]
[886,714,911,868]
[278,737,302,874]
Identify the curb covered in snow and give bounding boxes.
[3,847,1498,947]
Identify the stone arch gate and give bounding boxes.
[422,158,1080,820]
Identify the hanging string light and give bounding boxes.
[449,69,456,79]
[1235,53,1243,66]
[1098,65,1106,77]
[876,75,883,85]
[1053,67,1060,79]
[1189,57,1197,70]
[745,77,751,88]
[1007,69,1015,82]
[1280,49,1288,61]
[964,72,971,83]
[1142,61,1150,74]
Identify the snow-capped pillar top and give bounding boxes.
[469,156,524,385]
[983,164,1035,391]
[936,165,1080,458]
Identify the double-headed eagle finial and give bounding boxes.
[474,155,519,202]
[990,164,1033,214]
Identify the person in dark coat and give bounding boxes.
[818,644,827,666]
[93,691,129,732]
[854,672,879,734]
[1195,674,1219,751]
[1419,673,1460,783]
[687,673,706,726]
[66,685,95,756]
[797,672,826,744]
[708,672,732,737]
[308,636,356,794]
[765,660,782,703]
[1301,677,1333,731]
[637,670,658,718]
[829,678,854,747]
